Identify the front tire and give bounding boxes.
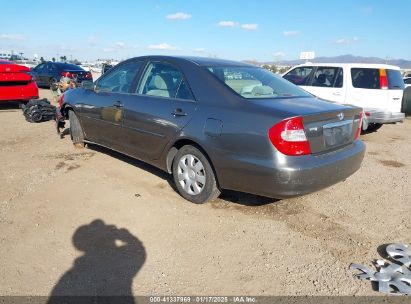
[172,145,220,204]
[68,110,85,148]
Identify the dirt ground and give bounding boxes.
[0,88,410,297]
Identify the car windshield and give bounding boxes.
[207,66,311,99]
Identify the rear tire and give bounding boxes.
[172,145,220,204]
[366,123,383,133]
[49,77,57,87]
[68,110,85,148]
[402,87,411,114]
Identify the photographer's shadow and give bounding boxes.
[48,219,146,303]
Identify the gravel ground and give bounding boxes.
[0,88,410,296]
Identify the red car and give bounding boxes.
[0,60,39,103]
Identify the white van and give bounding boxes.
[283,63,405,131]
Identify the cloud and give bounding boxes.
[335,36,359,45]
[273,51,286,58]
[218,21,238,27]
[115,42,126,48]
[88,36,99,46]
[102,48,114,53]
[241,23,258,31]
[361,5,373,15]
[194,48,206,53]
[166,12,191,20]
[148,43,181,51]
[0,34,26,41]
[283,30,300,37]
[58,45,78,52]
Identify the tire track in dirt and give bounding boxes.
[210,196,370,264]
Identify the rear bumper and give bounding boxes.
[218,140,365,199]
[364,109,405,124]
[0,82,39,101]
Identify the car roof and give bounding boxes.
[127,55,255,67]
[296,62,401,70]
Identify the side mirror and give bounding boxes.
[81,81,94,91]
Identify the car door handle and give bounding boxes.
[172,108,187,117]
[113,101,123,108]
[332,92,341,96]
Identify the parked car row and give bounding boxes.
[2,55,408,205]
[282,63,405,132]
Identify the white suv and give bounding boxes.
[283,63,405,131]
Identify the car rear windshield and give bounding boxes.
[207,66,312,99]
[351,68,404,90]
[57,63,84,71]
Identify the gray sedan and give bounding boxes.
[60,56,365,203]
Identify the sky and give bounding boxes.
[0,0,410,62]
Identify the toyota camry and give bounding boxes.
[59,56,365,203]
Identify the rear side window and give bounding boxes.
[283,67,313,85]
[137,61,195,100]
[386,69,405,90]
[405,78,411,85]
[311,67,343,88]
[351,68,380,89]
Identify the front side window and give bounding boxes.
[96,61,142,93]
[208,66,312,99]
[137,61,194,100]
[312,67,343,88]
[405,78,411,85]
[283,67,314,85]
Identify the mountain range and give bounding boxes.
[259,54,411,69]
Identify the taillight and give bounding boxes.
[379,69,388,90]
[58,93,65,107]
[23,71,34,82]
[354,112,363,140]
[85,73,92,79]
[61,71,73,78]
[268,116,311,156]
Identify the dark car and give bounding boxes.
[31,62,92,87]
[101,63,114,75]
[59,56,365,204]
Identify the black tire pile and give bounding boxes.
[22,99,56,123]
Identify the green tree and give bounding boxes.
[40,57,45,63]
[52,57,56,62]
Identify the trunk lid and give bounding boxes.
[303,107,361,154]
[0,63,32,83]
[63,69,91,82]
[252,97,362,154]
